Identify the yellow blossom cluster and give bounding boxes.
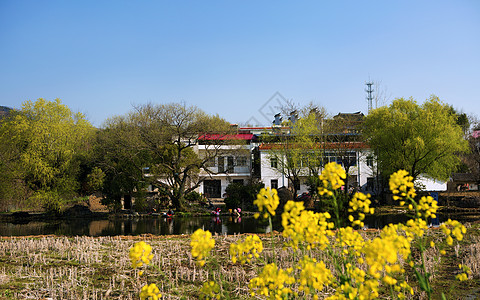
[416,196,438,219]
[318,162,346,196]
[281,200,334,250]
[335,226,366,255]
[229,234,263,264]
[363,227,410,282]
[402,218,428,241]
[129,241,154,269]
[249,263,295,299]
[190,228,215,266]
[389,170,416,200]
[328,278,380,300]
[139,283,162,300]
[440,219,466,245]
[200,281,220,299]
[297,256,333,296]
[348,192,374,228]
[455,264,472,281]
[331,264,381,300]
[254,187,280,219]
[149,162,469,299]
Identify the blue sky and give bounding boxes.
[1,1,479,127]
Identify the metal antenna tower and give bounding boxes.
[365,82,374,113]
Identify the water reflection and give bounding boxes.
[0,212,478,237]
[0,216,276,237]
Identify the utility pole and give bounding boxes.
[365,82,374,113]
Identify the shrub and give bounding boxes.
[185,191,203,202]
[224,181,264,210]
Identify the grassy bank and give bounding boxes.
[0,223,479,299]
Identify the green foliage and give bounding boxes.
[363,96,469,182]
[133,197,148,212]
[100,196,123,212]
[185,191,203,202]
[224,181,264,210]
[0,98,95,212]
[32,190,64,214]
[305,175,322,202]
[85,167,105,194]
[92,116,147,210]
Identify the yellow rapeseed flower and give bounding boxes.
[254,187,280,219]
[129,241,154,269]
[249,263,295,299]
[389,170,416,200]
[318,162,346,196]
[348,192,374,228]
[200,281,220,299]
[190,228,215,266]
[282,200,333,250]
[440,219,466,245]
[417,196,438,219]
[297,256,333,295]
[229,234,263,264]
[139,283,162,300]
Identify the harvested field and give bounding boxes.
[0,225,479,299]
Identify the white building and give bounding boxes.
[196,123,379,198]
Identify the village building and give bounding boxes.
[196,112,379,199]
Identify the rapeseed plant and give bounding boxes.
[190,228,215,267]
[129,241,154,269]
[200,281,220,299]
[229,234,263,264]
[129,242,162,299]
[128,162,469,299]
[248,263,295,299]
[139,283,162,300]
[254,187,280,219]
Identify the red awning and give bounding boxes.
[199,133,256,141]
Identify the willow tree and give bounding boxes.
[363,96,469,182]
[0,98,94,211]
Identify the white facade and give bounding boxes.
[197,143,255,198]
[259,146,375,196]
[193,125,448,200]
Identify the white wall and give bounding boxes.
[417,175,447,191]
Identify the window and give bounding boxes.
[218,157,225,172]
[271,179,278,189]
[270,157,278,168]
[227,156,234,172]
[205,158,216,168]
[324,151,357,167]
[236,156,247,167]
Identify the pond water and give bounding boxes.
[0,212,479,237]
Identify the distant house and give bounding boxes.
[448,173,480,191]
[191,111,453,200]
[197,131,257,198]
[195,111,377,198]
